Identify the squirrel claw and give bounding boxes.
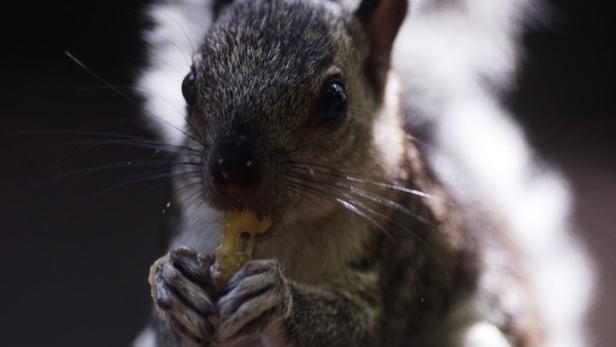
[150,247,217,346]
[215,259,291,343]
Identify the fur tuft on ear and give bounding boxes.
[356,0,408,93]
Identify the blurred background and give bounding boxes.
[1,1,614,346]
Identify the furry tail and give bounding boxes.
[393,1,594,347]
[138,0,213,146]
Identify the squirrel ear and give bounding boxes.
[355,0,408,93]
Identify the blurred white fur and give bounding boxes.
[138,0,212,146]
[136,1,595,346]
[393,1,594,347]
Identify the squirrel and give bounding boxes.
[133,0,594,346]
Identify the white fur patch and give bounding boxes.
[132,327,156,347]
[138,0,213,145]
[372,75,406,180]
[462,322,512,347]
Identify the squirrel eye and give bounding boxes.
[318,79,347,121]
[182,70,196,104]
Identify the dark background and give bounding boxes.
[1,1,614,346]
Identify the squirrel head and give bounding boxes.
[180,0,408,223]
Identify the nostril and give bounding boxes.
[210,138,259,188]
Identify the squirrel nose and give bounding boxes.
[210,136,259,189]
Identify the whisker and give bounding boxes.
[288,161,435,201]
[73,84,207,142]
[284,174,447,282]
[286,170,433,228]
[24,129,159,140]
[291,174,420,239]
[339,192,397,240]
[276,141,320,158]
[282,179,312,204]
[344,176,435,200]
[77,84,203,150]
[77,84,184,114]
[65,51,205,146]
[98,169,203,194]
[284,178,332,201]
[335,197,395,239]
[25,129,201,153]
[175,179,205,199]
[338,191,430,245]
[53,139,201,164]
[340,183,433,227]
[52,137,201,154]
[51,159,203,181]
[179,184,206,209]
[168,0,199,55]
[284,175,396,237]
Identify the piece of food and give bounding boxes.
[211,210,272,289]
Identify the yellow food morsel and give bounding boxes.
[212,210,272,288]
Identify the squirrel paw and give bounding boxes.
[215,259,292,343]
[150,247,217,346]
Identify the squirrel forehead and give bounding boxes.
[187,0,362,137]
[196,0,350,84]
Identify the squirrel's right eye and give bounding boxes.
[182,70,196,104]
[318,78,347,122]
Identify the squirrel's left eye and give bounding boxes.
[318,79,347,121]
[182,70,196,104]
